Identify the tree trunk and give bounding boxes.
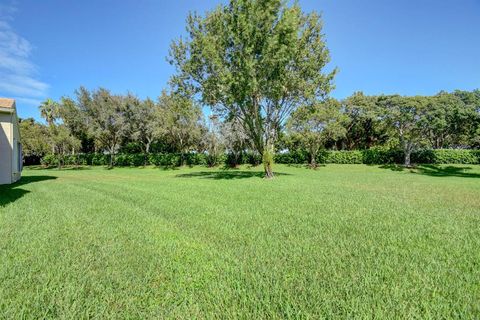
[309,145,319,169]
[310,154,317,169]
[109,147,115,169]
[180,151,185,167]
[145,142,151,166]
[264,159,274,179]
[262,144,275,179]
[404,144,412,167]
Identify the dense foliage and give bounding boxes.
[169,0,335,177]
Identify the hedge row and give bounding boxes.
[39,149,480,167]
[40,152,263,167]
[276,149,480,165]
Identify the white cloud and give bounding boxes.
[14,96,42,106]
[0,74,49,97]
[0,3,49,104]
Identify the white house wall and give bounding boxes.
[0,112,13,184]
[11,112,21,183]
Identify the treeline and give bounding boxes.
[20,88,480,168]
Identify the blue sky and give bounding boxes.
[1,0,479,120]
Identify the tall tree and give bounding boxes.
[39,98,59,127]
[158,91,203,165]
[76,87,130,168]
[169,0,335,178]
[288,99,346,168]
[129,97,163,155]
[58,96,93,153]
[342,92,385,150]
[380,95,429,167]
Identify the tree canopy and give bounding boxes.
[169,0,335,177]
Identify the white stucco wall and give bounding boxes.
[0,112,13,184]
[11,112,21,183]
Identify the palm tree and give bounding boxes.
[39,99,58,127]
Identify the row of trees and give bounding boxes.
[20,0,480,176]
[286,91,480,167]
[21,89,480,168]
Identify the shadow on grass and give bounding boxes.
[285,163,327,169]
[175,170,290,180]
[378,164,406,172]
[415,165,480,178]
[26,165,91,171]
[379,164,480,178]
[0,175,57,207]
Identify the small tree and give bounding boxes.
[169,0,335,178]
[380,95,429,167]
[288,99,346,168]
[39,98,60,154]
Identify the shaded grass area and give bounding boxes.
[379,164,480,178]
[0,164,479,318]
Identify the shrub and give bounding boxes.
[186,153,208,166]
[148,153,181,167]
[416,149,480,164]
[275,150,309,164]
[40,154,59,167]
[33,149,480,168]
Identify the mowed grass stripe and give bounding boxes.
[0,165,479,318]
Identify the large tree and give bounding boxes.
[379,95,429,167]
[169,0,335,178]
[19,118,49,160]
[158,91,204,165]
[127,96,163,156]
[288,99,346,168]
[342,92,385,150]
[58,96,93,153]
[76,87,130,168]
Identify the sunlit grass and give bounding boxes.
[1,164,479,318]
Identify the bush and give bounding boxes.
[148,153,181,167]
[115,154,147,167]
[186,153,208,166]
[275,150,309,164]
[324,151,363,164]
[414,149,480,164]
[361,148,403,164]
[33,149,480,168]
[40,154,59,167]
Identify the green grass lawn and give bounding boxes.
[1,164,479,318]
